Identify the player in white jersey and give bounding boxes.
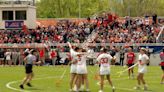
[134,48,149,90]
[76,49,90,92]
[67,42,81,91]
[96,48,115,92]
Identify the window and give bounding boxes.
[2,11,13,20]
[15,11,26,20]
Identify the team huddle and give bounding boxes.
[18,43,164,92]
[67,41,151,92]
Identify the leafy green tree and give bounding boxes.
[36,0,164,18]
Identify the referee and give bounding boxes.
[19,49,41,89]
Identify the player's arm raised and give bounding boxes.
[67,42,72,49]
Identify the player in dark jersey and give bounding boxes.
[19,49,41,89]
[126,47,135,79]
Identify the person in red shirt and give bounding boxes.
[126,47,135,79]
[50,49,57,66]
[160,48,164,84]
[108,13,113,23]
[39,49,45,64]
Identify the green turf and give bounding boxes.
[0,66,164,92]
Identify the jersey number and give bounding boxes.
[100,58,108,64]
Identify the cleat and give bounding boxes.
[19,84,24,89]
[27,83,32,87]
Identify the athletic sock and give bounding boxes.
[73,85,77,91]
[80,85,84,90]
[98,90,103,92]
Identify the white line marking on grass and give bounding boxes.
[60,68,67,79]
[6,76,60,92]
[6,80,30,92]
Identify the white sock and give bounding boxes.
[99,90,103,92]
[73,85,77,91]
[80,85,84,90]
[144,84,148,87]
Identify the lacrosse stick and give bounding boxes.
[117,62,138,77]
[55,64,69,87]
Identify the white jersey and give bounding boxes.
[97,53,113,75]
[87,49,94,58]
[5,52,12,60]
[76,54,87,74]
[138,54,149,73]
[70,48,79,60]
[70,48,79,73]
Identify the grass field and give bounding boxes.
[0,65,164,92]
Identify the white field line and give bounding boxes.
[6,76,60,92]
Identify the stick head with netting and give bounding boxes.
[94,73,100,80]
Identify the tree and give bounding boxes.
[36,0,164,18]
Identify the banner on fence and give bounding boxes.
[5,21,24,28]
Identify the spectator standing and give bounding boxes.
[0,49,5,66]
[50,49,57,66]
[5,49,12,66]
[120,47,125,66]
[12,50,19,65]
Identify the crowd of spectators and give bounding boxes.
[0,13,163,66]
[0,13,162,44]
